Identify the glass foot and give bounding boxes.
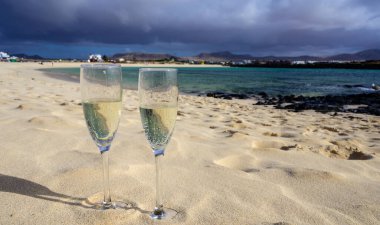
[82,192,128,210]
[150,207,177,220]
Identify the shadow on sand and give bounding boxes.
[0,173,151,213]
[0,173,90,208]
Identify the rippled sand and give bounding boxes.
[0,62,379,225]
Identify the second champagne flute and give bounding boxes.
[138,68,178,219]
[81,64,124,209]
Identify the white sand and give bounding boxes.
[0,62,379,225]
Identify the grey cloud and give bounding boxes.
[0,0,379,56]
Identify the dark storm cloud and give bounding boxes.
[0,0,379,56]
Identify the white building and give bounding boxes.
[292,60,306,65]
[88,54,103,62]
[0,52,10,59]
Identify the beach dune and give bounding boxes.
[0,62,379,225]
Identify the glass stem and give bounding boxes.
[154,153,164,213]
[101,150,111,205]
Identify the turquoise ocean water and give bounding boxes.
[44,67,380,97]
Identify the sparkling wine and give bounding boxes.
[140,105,177,151]
[83,99,121,149]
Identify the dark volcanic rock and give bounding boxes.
[206,92,249,100]
[348,151,373,160]
[256,92,380,116]
[257,92,268,98]
[341,84,366,88]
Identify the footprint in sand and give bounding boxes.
[302,126,318,136]
[222,130,238,137]
[281,167,342,180]
[321,126,339,133]
[251,140,283,149]
[358,126,370,131]
[262,132,279,137]
[280,132,297,138]
[15,103,36,110]
[324,139,374,160]
[27,115,69,129]
[228,119,246,129]
[262,222,292,225]
[214,154,259,173]
[280,144,298,151]
[347,151,373,160]
[15,104,26,110]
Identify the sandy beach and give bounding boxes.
[0,62,379,225]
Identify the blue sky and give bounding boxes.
[0,0,379,58]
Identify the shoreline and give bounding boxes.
[40,65,380,116]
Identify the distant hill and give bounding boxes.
[191,51,253,62]
[12,53,44,60]
[327,49,380,61]
[112,52,177,61]
[111,49,380,62]
[252,55,323,61]
[182,51,324,62]
[185,49,380,62]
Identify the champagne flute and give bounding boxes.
[138,68,178,219]
[80,64,123,209]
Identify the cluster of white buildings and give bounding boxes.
[0,51,19,62]
[291,60,351,65]
[0,51,10,59]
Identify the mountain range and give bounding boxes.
[112,49,380,62]
[325,49,380,61]
[12,53,44,60]
[188,49,380,62]
[112,52,175,61]
[10,49,380,62]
